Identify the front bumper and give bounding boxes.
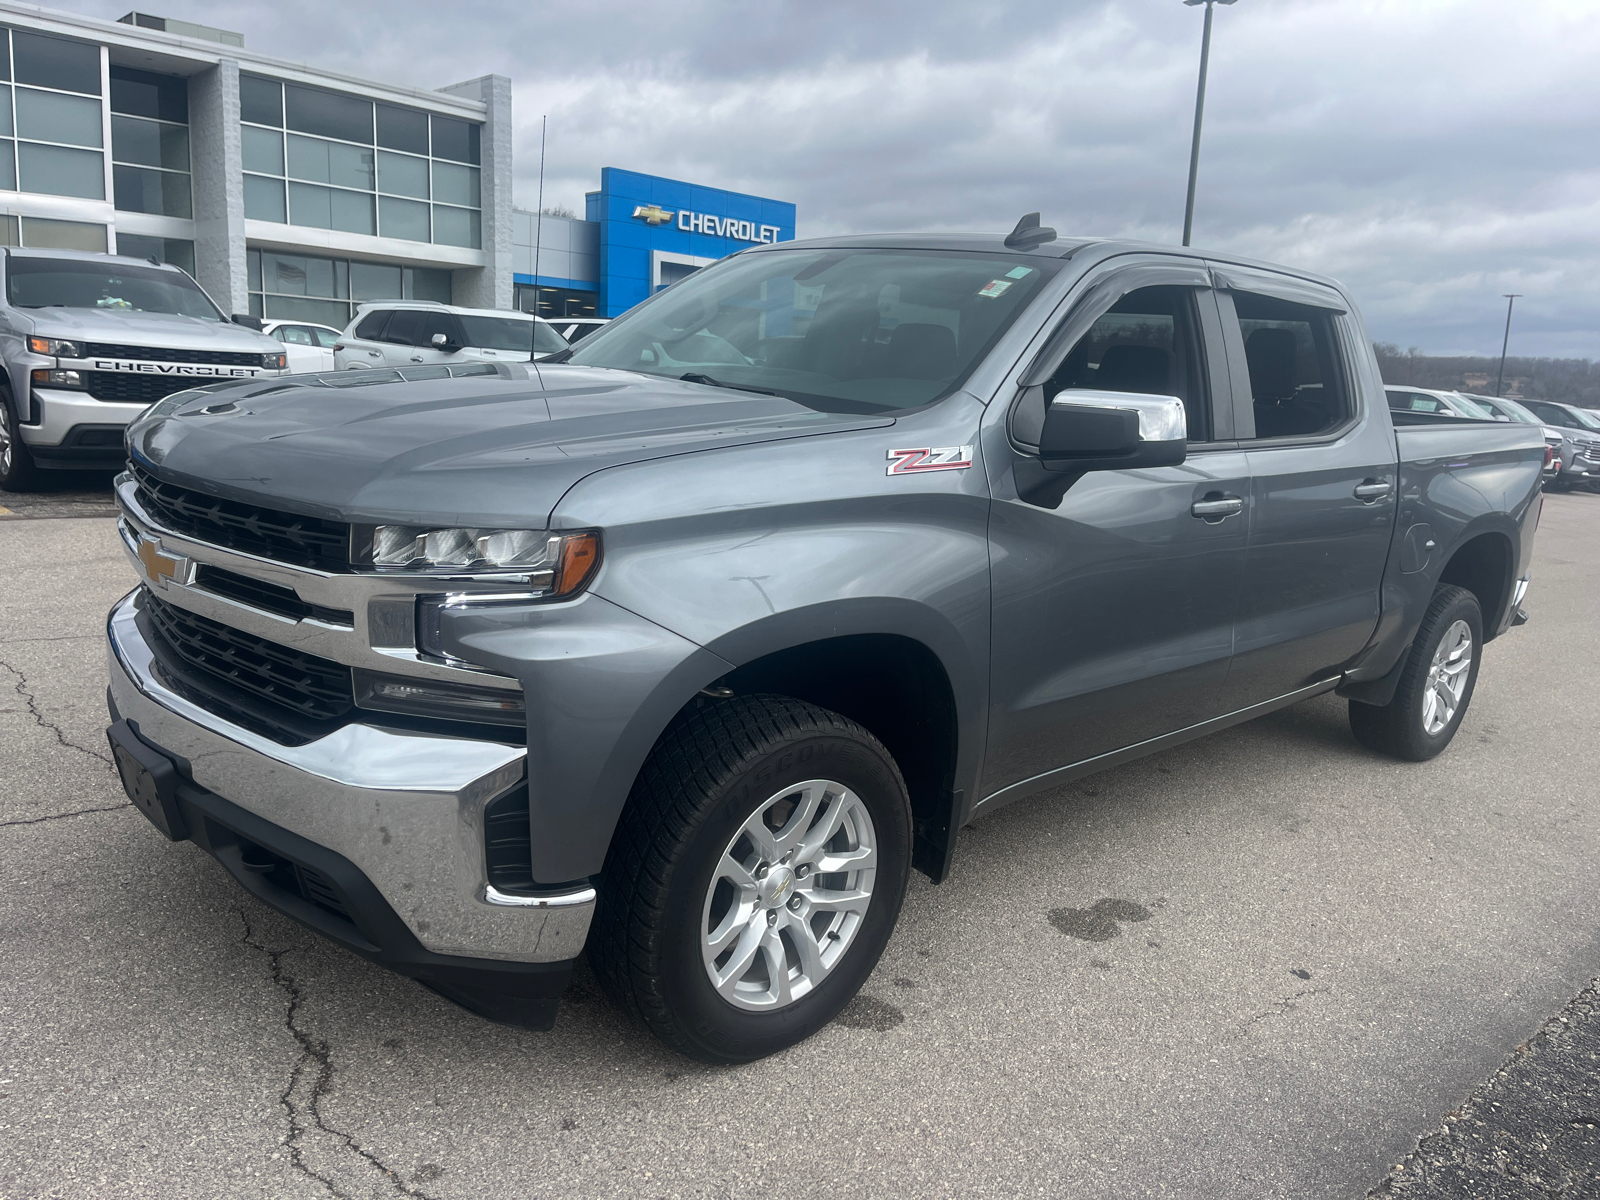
[106,590,595,1021]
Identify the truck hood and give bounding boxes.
[23,307,279,352]
[128,365,895,528]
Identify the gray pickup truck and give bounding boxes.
[104,222,1544,1062]
[0,248,287,491]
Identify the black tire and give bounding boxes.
[0,386,42,493]
[1349,584,1483,762]
[588,693,912,1063]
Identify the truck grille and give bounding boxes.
[193,564,354,627]
[85,372,207,405]
[84,342,269,367]
[132,460,351,570]
[142,590,354,729]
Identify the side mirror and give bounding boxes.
[1038,388,1187,473]
[430,333,458,352]
[231,313,264,330]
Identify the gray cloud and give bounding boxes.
[72,0,1600,355]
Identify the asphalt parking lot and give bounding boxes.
[1,487,1596,1200]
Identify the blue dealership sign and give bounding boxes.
[585,168,797,317]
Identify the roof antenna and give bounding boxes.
[1004,212,1057,250]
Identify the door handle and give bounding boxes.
[1190,495,1244,520]
[1354,480,1394,502]
[409,354,424,362]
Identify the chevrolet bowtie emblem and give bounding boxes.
[632,204,676,226]
[136,533,193,589]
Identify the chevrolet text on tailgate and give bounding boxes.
[0,248,287,491]
[104,218,1544,1062]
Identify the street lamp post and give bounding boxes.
[1494,293,1522,397]
[1181,0,1238,247]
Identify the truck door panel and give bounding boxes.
[1210,272,1397,708]
[983,270,1247,797]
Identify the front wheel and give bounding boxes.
[0,388,42,492]
[589,694,912,1063]
[1349,584,1482,761]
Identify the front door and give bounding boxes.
[983,269,1249,802]
[1209,264,1398,710]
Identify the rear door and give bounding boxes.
[1209,263,1398,710]
[338,309,390,368]
[982,258,1251,800]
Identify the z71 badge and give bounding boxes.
[886,446,974,475]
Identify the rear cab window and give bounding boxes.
[1230,291,1350,439]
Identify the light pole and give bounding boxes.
[1494,293,1522,397]
[1181,0,1238,247]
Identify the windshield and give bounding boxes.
[1467,394,1540,424]
[458,314,567,355]
[1449,393,1502,420]
[1567,405,1600,431]
[566,247,1061,413]
[6,258,223,320]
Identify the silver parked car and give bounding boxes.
[1516,398,1600,491]
[1460,393,1567,482]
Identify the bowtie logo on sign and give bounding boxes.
[631,204,781,244]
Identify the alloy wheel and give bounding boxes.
[1422,619,1473,736]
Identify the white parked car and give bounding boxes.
[1384,386,1502,421]
[262,319,344,373]
[548,317,609,344]
[334,301,567,370]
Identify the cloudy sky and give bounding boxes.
[70,0,1600,357]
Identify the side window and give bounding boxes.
[352,310,389,340]
[1524,401,1577,428]
[276,325,315,346]
[1046,285,1212,442]
[418,311,459,347]
[1387,390,1440,413]
[311,326,343,348]
[383,310,425,345]
[1232,291,1349,440]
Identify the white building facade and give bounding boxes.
[0,2,513,323]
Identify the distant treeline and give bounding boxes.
[1373,343,1600,408]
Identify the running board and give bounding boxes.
[971,678,1341,819]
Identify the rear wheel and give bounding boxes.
[0,387,42,492]
[589,694,911,1063]
[1349,584,1482,762]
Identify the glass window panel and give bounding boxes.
[248,248,262,292]
[349,260,402,301]
[0,33,9,83]
[275,323,315,345]
[335,259,348,298]
[243,173,286,222]
[0,87,12,138]
[431,204,480,249]
[241,125,283,175]
[110,67,187,122]
[248,293,263,317]
[263,294,351,327]
[263,252,337,298]
[16,89,102,148]
[378,195,428,242]
[310,326,343,347]
[376,150,427,199]
[284,84,372,145]
[376,104,428,154]
[113,164,192,217]
[0,140,14,191]
[112,115,188,170]
[430,115,479,164]
[430,161,478,208]
[407,267,453,304]
[327,141,373,191]
[116,233,196,276]
[288,181,332,229]
[240,74,282,127]
[286,133,329,183]
[19,215,106,252]
[330,188,374,236]
[17,142,103,199]
[13,32,100,96]
[0,216,17,246]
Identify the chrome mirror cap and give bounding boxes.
[1051,388,1187,443]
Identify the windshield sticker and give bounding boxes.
[887,446,975,475]
[1005,267,1034,279]
[977,279,1014,299]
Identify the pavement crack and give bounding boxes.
[236,906,440,1200]
[1248,986,1328,1024]
[0,655,115,767]
[0,802,129,828]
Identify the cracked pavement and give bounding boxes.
[0,496,1597,1199]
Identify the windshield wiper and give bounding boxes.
[680,372,778,396]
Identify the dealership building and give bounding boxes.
[0,1,795,325]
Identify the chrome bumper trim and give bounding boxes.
[107,590,592,963]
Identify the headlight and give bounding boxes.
[28,336,82,357]
[263,351,288,370]
[31,368,84,389]
[358,526,601,590]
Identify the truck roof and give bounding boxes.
[2,246,187,271]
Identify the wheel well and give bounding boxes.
[1438,532,1513,639]
[718,634,960,882]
